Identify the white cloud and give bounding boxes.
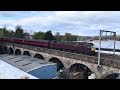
[0,11,120,36]
[0,11,17,17]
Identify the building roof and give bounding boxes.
[0,60,38,79]
[0,54,56,72]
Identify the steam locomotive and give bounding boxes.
[0,37,96,55]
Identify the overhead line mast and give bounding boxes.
[98,30,116,67]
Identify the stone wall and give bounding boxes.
[3,42,120,69]
[1,42,120,79]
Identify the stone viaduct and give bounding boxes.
[0,42,120,79]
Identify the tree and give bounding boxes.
[61,33,78,41]
[62,33,70,41]
[32,31,45,40]
[23,32,31,39]
[14,25,24,38]
[2,27,11,37]
[62,33,71,41]
[10,30,15,38]
[0,28,3,37]
[44,30,55,41]
[71,35,78,41]
[55,32,60,41]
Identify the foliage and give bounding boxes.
[10,30,15,37]
[61,33,78,41]
[23,32,31,39]
[32,31,45,40]
[1,25,120,41]
[43,30,55,41]
[2,27,12,37]
[55,32,60,41]
[14,25,24,38]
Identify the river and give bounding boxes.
[91,40,120,49]
[90,40,120,55]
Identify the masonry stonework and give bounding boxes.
[0,42,120,79]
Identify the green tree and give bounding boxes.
[32,31,45,40]
[71,35,78,41]
[61,33,78,41]
[2,27,11,37]
[23,32,31,39]
[0,28,3,37]
[14,25,24,38]
[44,30,55,41]
[55,32,60,41]
[10,30,15,38]
[62,33,72,41]
[9,30,15,38]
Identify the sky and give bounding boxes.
[0,11,120,36]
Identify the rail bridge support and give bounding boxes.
[0,42,120,79]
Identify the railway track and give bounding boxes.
[50,47,120,61]
[58,48,120,60]
[2,42,120,61]
[96,48,120,52]
[95,52,120,61]
[59,49,120,61]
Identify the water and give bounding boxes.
[90,40,120,55]
[91,40,120,49]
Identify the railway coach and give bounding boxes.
[0,37,96,55]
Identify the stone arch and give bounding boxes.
[15,49,22,55]
[3,46,8,54]
[9,47,14,54]
[49,57,64,71]
[34,54,44,60]
[102,71,119,79]
[23,51,31,56]
[69,63,93,79]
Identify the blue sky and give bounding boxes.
[0,11,120,36]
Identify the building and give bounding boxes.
[0,54,57,79]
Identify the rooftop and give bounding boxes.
[0,54,56,72]
[0,60,38,79]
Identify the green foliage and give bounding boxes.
[61,33,78,41]
[2,27,11,37]
[0,25,31,39]
[23,32,31,39]
[55,32,60,41]
[10,30,15,37]
[0,27,15,38]
[0,28,3,37]
[1,25,120,42]
[14,25,24,38]
[43,30,55,41]
[32,32,45,40]
[32,30,55,41]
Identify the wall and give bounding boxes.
[1,42,120,79]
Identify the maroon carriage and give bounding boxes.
[1,37,12,43]
[23,39,50,48]
[13,38,24,44]
[50,41,95,55]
